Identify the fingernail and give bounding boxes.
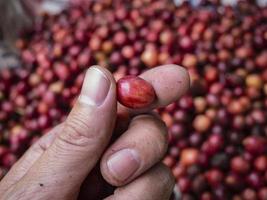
[107,149,140,181]
[79,66,110,106]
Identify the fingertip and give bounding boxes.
[140,64,190,107]
[89,65,116,87]
[103,163,175,200]
[163,64,190,96]
[79,65,117,107]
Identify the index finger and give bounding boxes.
[118,64,190,116]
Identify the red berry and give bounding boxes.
[231,156,250,174]
[243,136,266,155]
[201,192,213,200]
[242,188,257,200]
[117,76,155,109]
[258,187,267,200]
[246,172,264,189]
[178,176,191,193]
[205,169,224,187]
[254,156,267,172]
[180,148,199,167]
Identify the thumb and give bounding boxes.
[53,65,117,173]
[14,66,116,197]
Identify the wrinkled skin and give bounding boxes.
[0,65,190,200]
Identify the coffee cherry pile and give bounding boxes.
[0,0,267,199]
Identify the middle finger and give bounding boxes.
[100,114,168,186]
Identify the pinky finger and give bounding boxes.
[104,163,175,200]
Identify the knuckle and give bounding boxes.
[133,114,169,157]
[58,113,94,147]
[155,135,168,160]
[133,114,168,137]
[147,117,168,156]
[152,116,168,137]
[159,164,175,192]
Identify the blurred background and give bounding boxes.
[0,0,267,199]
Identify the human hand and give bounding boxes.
[0,64,189,200]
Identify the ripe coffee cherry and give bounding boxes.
[231,156,250,174]
[180,148,199,167]
[117,76,156,109]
